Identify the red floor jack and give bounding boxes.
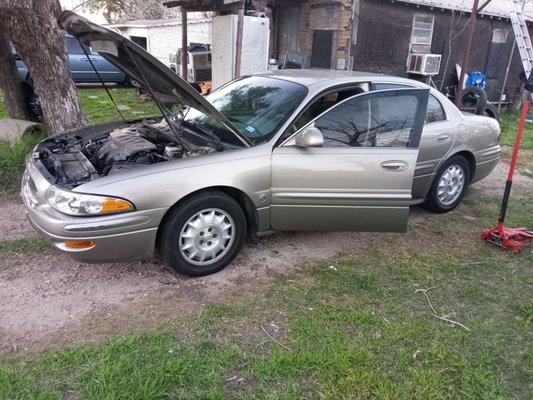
[482,100,533,252]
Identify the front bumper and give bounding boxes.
[21,158,167,263]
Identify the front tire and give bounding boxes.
[425,155,470,213]
[160,191,247,276]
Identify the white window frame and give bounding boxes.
[410,14,435,46]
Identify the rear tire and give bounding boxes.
[160,191,247,276]
[425,155,470,213]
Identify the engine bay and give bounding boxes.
[37,119,217,188]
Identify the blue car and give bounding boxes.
[16,35,127,84]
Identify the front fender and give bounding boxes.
[74,145,272,212]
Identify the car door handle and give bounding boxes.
[380,161,409,172]
[437,134,451,142]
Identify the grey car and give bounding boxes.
[21,12,501,276]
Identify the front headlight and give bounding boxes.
[47,186,134,216]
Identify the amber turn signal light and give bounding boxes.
[101,198,134,214]
[64,240,96,249]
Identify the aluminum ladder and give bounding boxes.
[508,0,533,78]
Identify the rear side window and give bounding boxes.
[426,94,446,123]
[314,90,427,148]
[373,83,446,124]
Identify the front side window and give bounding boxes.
[312,90,426,148]
[285,85,367,136]
[184,76,308,145]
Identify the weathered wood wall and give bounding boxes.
[353,0,528,102]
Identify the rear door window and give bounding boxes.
[372,83,446,124]
[310,89,429,148]
[426,94,446,123]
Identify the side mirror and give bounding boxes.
[295,126,324,148]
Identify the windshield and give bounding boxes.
[183,76,308,146]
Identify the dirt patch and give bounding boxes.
[0,198,35,241]
[0,160,531,354]
[471,156,532,195]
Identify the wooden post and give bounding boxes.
[181,7,188,81]
[455,0,479,107]
[454,0,493,107]
[234,7,244,78]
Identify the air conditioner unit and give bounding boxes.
[407,53,442,76]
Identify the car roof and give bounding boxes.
[257,69,429,90]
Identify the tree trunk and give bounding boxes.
[0,0,85,134]
[0,28,31,120]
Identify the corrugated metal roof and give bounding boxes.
[106,14,211,28]
[395,0,533,21]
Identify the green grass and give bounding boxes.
[0,128,47,193]
[499,110,533,150]
[1,247,531,399]
[0,91,8,119]
[76,87,161,124]
[0,87,161,125]
[0,237,52,258]
[0,87,160,193]
[1,182,532,399]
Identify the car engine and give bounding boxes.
[37,119,216,188]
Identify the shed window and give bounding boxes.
[410,15,434,45]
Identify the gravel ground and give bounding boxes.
[0,159,531,354]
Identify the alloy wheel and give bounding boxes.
[437,164,465,206]
[178,208,235,266]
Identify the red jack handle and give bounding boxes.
[498,100,529,225]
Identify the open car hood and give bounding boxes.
[58,11,250,147]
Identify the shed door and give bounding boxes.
[277,5,301,56]
[310,30,333,68]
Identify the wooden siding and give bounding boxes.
[353,0,529,102]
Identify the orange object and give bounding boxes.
[482,100,533,252]
[64,240,95,249]
[199,81,212,96]
[101,198,134,214]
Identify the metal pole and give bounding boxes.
[455,0,480,107]
[498,39,516,111]
[181,8,188,81]
[235,7,244,78]
[346,0,358,71]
